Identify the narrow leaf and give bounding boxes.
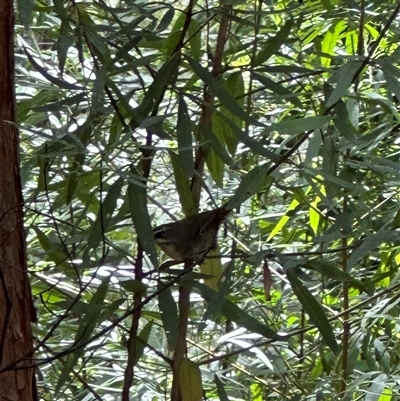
[24,49,83,90]
[272,116,331,136]
[225,164,271,211]
[132,321,153,367]
[252,72,302,108]
[255,20,293,66]
[87,176,124,251]
[286,269,337,354]
[215,375,230,401]
[17,0,33,27]
[158,282,179,351]
[169,151,196,216]
[196,283,278,339]
[177,96,195,177]
[348,231,395,268]
[135,53,181,121]
[325,62,363,108]
[186,55,260,126]
[128,174,159,268]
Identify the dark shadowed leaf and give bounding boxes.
[348,231,396,268]
[128,174,159,268]
[254,19,293,66]
[225,164,271,211]
[325,62,363,108]
[286,269,337,354]
[158,282,179,351]
[87,176,124,251]
[196,283,278,339]
[177,96,195,177]
[186,55,261,126]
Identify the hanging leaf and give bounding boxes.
[325,62,363,108]
[225,164,271,211]
[177,96,195,177]
[86,176,124,251]
[200,248,224,291]
[180,358,203,401]
[128,173,159,268]
[195,283,278,339]
[169,151,196,216]
[254,19,293,66]
[158,281,179,351]
[286,269,337,354]
[186,55,260,126]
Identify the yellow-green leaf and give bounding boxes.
[180,359,203,401]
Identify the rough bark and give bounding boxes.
[0,2,37,400]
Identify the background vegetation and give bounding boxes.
[15,0,400,399]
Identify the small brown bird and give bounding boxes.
[153,206,230,264]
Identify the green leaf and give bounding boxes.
[180,359,203,401]
[79,11,111,63]
[169,151,196,218]
[286,269,337,354]
[91,64,109,113]
[131,321,153,367]
[195,283,278,339]
[156,7,174,32]
[135,52,181,121]
[325,62,363,108]
[252,72,302,108]
[365,374,387,401]
[200,124,234,168]
[186,55,261,126]
[215,375,230,401]
[225,164,271,211]
[87,176,124,251]
[18,90,59,120]
[305,260,370,294]
[199,248,223,290]
[383,68,400,104]
[206,148,225,188]
[254,19,293,66]
[158,282,179,351]
[348,230,395,268]
[272,116,331,136]
[220,72,245,154]
[305,168,366,192]
[188,19,202,60]
[320,20,346,68]
[217,112,279,161]
[33,226,67,266]
[56,277,110,394]
[119,280,148,294]
[17,0,33,27]
[24,49,83,90]
[32,93,86,112]
[177,96,195,177]
[305,131,322,166]
[56,32,73,74]
[128,173,159,268]
[333,101,358,143]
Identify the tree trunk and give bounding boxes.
[0,2,37,400]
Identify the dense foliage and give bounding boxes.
[16,0,400,399]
